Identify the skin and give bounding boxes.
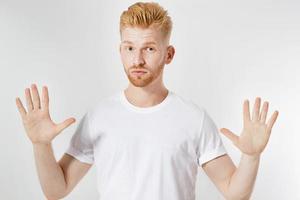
[119,26,175,107]
[15,26,279,199]
[205,98,279,199]
[15,85,91,199]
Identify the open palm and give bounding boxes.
[16,84,76,144]
[220,97,279,156]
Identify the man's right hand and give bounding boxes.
[15,83,76,145]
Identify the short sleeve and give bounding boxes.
[65,112,94,164]
[197,110,227,166]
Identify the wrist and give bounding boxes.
[32,142,52,147]
[242,153,261,161]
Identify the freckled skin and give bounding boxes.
[126,63,164,87]
[119,27,173,88]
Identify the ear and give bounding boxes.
[165,45,175,64]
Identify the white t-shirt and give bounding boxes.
[65,90,227,200]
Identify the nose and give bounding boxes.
[133,50,145,66]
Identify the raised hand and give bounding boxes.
[15,84,76,145]
[220,97,279,156]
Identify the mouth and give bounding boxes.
[131,69,148,76]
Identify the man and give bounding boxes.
[15,2,279,200]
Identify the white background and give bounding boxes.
[1,0,299,199]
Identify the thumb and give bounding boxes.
[56,117,76,133]
[220,128,239,145]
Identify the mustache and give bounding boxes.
[130,65,148,71]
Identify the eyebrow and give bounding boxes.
[121,40,157,45]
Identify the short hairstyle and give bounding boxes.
[119,2,173,40]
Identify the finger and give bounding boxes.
[259,101,269,123]
[252,97,261,121]
[41,86,49,111]
[266,111,279,135]
[15,97,27,118]
[56,118,76,133]
[243,99,250,125]
[31,83,41,110]
[25,88,34,111]
[220,128,239,144]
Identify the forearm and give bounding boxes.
[33,143,67,199]
[226,153,260,200]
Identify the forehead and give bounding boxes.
[120,27,163,45]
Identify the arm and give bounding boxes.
[16,83,91,199]
[203,153,259,200]
[227,153,260,199]
[33,143,66,199]
[33,143,92,199]
[203,97,279,199]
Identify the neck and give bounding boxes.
[124,77,169,108]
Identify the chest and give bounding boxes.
[93,114,200,158]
